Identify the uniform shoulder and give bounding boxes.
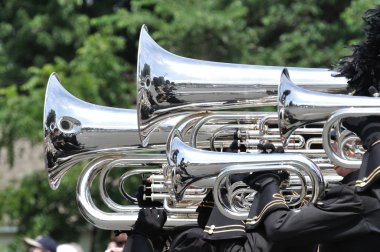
[317,185,363,212]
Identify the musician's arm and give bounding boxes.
[123,234,154,252]
[123,208,167,252]
[247,178,363,245]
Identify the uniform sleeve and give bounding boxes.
[123,234,154,252]
[169,227,273,252]
[216,185,362,252]
[217,230,270,252]
[212,227,318,252]
[169,227,216,252]
[263,184,363,244]
[217,227,315,252]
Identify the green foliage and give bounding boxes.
[0,165,144,251]
[0,1,136,164]
[0,68,47,165]
[341,0,380,43]
[1,0,379,251]
[0,168,88,251]
[66,28,135,107]
[108,0,369,67]
[0,0,90,87]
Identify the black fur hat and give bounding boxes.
[335,5,380,96]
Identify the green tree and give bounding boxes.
[0,1,89,88]
[0,0,136,165]
[100,0,376,67]
[0,168,87,251]
[1,1,379,251]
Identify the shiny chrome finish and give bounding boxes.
[43,76,247,173]
[44,73,191,190]
[136,25,348,147]
[44,73,258,190]
[100,155,211,214]
[189,112,274,148]
[98,155,165,212]
[189,112,327,156]
[183,111,332,171]
[278,68,380,168]
[84,143,323,226]
[76,156,197,230]
[322,108,375,168]
[167,129,325,203]
[118,168,163,203]
[213,161,324,219]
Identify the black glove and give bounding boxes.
[342,116,380,149]
[243,143,288,191]
[133,208,167,238]
[243,171,289,192]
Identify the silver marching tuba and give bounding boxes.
[44,72,341,228]
[44,25,352,229]
[44,73,278,190]
[136,25,348,147]
[167,129,325,214]
[278,68,371,168]
[39,74,276,228]
[43,74,219,228]
[44,73,175,190]
[44,73,259,190]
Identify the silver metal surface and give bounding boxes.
[322,108,377,168]
[44,73,214,189]
[278,68,379,168]
[44,73,173,189]
[45,27,356,230]
[136,25,348,147]
[213,161,324,219]
[76,156,197,230]
[167,129,325,203]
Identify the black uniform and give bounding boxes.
[249,5,380,251]
[124,142,319,252]
[245,142,380,252]
[124,187,269,252]
[244,5,380,251]
[166,160,262,251]
[124,186,319,252]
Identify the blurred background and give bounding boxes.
[0,0,377,251]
